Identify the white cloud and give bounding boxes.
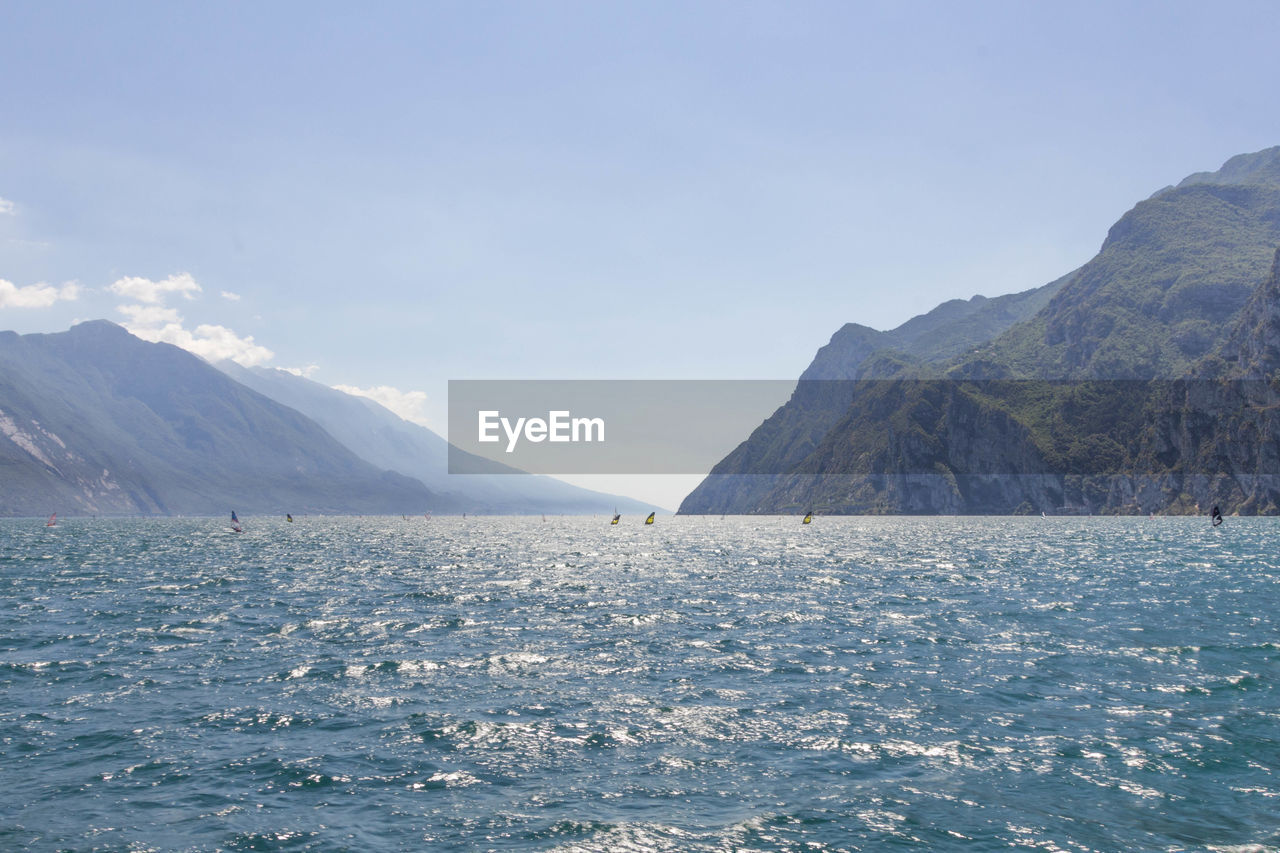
[118,303,182,328]
[113,272,272,367]
[220,290,241,301]
[333,383,433,428]
[0,197,14,215]
[108,272,201,304]
[0,279,81,309]
[185,323,274,366]
[123,316,274,367]
[281,364,320,378]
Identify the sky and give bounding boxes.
[4,0,1280,509]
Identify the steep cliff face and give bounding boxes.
[682,148,1280,516]
[1139,382,1280,515]
[1134,248,1280,514]
[1220,248,1280,379]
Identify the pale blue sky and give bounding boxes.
[4,1,1280,508]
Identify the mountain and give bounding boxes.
[0,321,438,516]
[964,150,1280,379]
[215,362,653,514]
[682,147,1280,515]
[679,272,1072,513]
[802,275,1071,381]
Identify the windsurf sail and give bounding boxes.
[286,514,293,523]
[802,511,812,525]
[644,512,655,525]
[231,511,242,533]
[1211,505,1223,527]
[46,513,56,528]
[611,514,621,525]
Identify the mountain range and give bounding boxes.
[681,147,1280,515]
[0,321,647,517]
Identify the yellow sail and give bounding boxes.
[802,511,812,524]
[644,512,655,525]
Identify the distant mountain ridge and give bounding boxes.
[0,321,436,516]
[802,275,1070,381]
[681,146,1280,515]
[1174,146,1280,191]
[217,362,653,514]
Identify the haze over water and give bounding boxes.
[1,515,1277,851]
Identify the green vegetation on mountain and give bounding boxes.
[973,180,1280,379]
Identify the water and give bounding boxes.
[1,516,1277,852]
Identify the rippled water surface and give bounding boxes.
[2,515,1278,851]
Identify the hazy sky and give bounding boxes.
[4,1,1280,508]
